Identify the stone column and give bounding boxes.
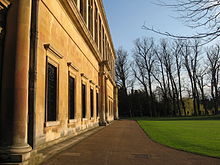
[0,0,32,163]
[114,86,119,120]
[105,75,109,123]
[99,71,107,126]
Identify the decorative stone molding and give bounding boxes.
[98,71,105,76]
[68,119,77,124]
[100,60,108,66]
[100,60,112,75]
[67,62,79,72]
[89,80,95,85]
[45,121,61,127]
[82,118,87,121]
[81,73,89,80]
[44,44,63,59]
[59,0,102,62]
[99,0,116,59]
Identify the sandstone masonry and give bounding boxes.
[0,0,118,164]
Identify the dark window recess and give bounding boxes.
[94,4,98,44]
[111,102,113,115]
[111,101,113,115]
[99,16,101,51]
[82,84,86,118]
[88,0,93,35]
[96,92,99,116]
[0,9,7,105]
[80,0,83,17]
[80,0,87,23]
[109,100,111,115]
[90,89,94,117]
[69,76,75,119]
[112,102,113,116]
[103,33,105,59]
[47,63,57,121]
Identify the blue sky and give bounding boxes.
[102,0,200,52]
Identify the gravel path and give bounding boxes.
[41,120,220,165]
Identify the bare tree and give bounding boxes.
[115,47,130,95]
[196,65,209,115]
[172,40,186,116]
[115,47,131,116]
[131,60,149,116]
[181,40,201,115]
[153,49,167,101]
[129,36,220,117]
[143,0,220,43]
[153,41,175,116]
[206,45,220,114]
[133,37,156,117]
[132,59,148,97]
[159,39,182,116]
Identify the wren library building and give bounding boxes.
[0,0,118,164]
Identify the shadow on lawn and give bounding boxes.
[124,115,220,121]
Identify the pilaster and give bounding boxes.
[99,70,107,126]
[105,75,109,123]
[114,86,119,120]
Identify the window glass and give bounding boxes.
[96,92,99,116]
[69,76,75,119]
[82,83,86,118]
[46,63,57,121]
[80,0,87,23]
[90,88,94,117]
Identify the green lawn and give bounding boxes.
[137,117,220,158]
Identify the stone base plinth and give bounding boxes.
[0,145,32,164]
[99,121,108,126]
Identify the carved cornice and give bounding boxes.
[106,71,116,87]
[58,0,116,62]
[100,60,114,81]
[67,62,79,72]
[100,60,112,71]
[99,71,105,77]
[100,60,108,66]
[89,80,95,85]
[81,73,89,80]
[44,44,63,59]
[59,0,102,63]
[98,0,116,59]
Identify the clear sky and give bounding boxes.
[102,0,203,53]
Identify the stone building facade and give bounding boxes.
[0,0,118,164]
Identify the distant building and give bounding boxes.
[0,0,118,164]
[181,98,214,116]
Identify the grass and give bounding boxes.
[137,116,220,158]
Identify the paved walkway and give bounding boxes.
[41,120,220,165]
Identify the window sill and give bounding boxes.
[45,121,60,127]
[82,118,87,121]
[69,119,77,123]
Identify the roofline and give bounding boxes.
[98,0,116,59]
